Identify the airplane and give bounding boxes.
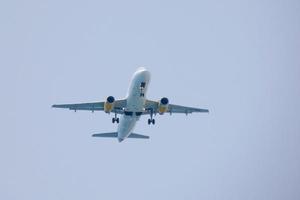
[52,67,209,142]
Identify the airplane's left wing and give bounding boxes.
[168,104,209,114]
[52,99,126,114]
[145,99,209,114]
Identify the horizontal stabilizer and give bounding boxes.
[92,132,118,138]
[92,132,149,139]
[128,133,149,139]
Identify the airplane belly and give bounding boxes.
[125,69,150,111]
[117,68,150,141]
[117,115,137,140]
[126,96,145,111]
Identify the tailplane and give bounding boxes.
[128,133,149,139]
[92,132,118,138]
[92,132,149,139]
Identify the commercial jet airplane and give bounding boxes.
[52,67,209,142]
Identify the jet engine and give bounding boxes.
[104,96,115,113]
[158,97,169,114]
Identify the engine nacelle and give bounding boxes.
[104,96,115,113]
[158,97,169,114]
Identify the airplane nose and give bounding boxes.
[118,138,124,143]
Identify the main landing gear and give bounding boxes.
[112,113,119,124]
[148,118,155,125]
[148,109,155,125]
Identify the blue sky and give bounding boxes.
[1,0,300,199]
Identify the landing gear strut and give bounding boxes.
[112,113,119,124]
[148,109,155,125]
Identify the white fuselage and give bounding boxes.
[117,68,151,141]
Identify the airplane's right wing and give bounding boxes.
[52,99,126,114]
[52,102,105,111]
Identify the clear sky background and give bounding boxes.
[1,0,300,199]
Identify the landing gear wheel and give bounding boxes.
[148,118,155,125]
[112,117,119,124]
[148,109,155,125]
[112,113,119,124]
